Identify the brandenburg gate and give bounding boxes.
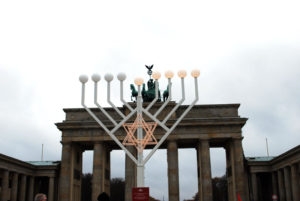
[55,68,250,201]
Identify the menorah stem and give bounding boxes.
[136,85,145,187]
[162,77,185,124]
[107,81,126,118]
[81,83,86,106]
[120,80,134,112]
[154,78,172,118]
[94,82,118,126]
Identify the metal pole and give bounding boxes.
[266,138,269,157]
[136,85,144,187]
[41,144,44,161]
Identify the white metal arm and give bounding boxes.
[80,80,138,165]
[162,78,185,124]
[120,80,134,112]
[154,78,172,118]
[142,77,199,165]
[107,81,126,119]
[94,81,118,126]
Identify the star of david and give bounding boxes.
[122,114,158,152]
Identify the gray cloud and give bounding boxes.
[1,1,300,200]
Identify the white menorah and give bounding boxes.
[79,69,200,187]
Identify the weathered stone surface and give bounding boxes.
[0,170,9,201]
[291,164,300,201]
[48,177,55,201]
[278,169,285,201]
[125,146,137,201]
[167,140,179,201]
[19,174,26,201]
[11,172,18,201]
[284,167,292,201]
[197,140,213,201]
[59,143,72,201]
[92,142,103,201]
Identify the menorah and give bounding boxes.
[79,69,200,187]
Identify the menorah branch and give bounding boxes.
[162,77,186,124]
[94,81,118,126]
[154,78,172,118]
[142,77,199,165]
[107,81,126,119]
[80,80,139,165]
[79,69,200,188]
[120,80,134,112]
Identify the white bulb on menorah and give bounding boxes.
[79,69,200,187]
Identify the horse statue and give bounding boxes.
[163,84,169,102]
[130,84,138,102]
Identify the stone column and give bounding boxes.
[197,144,203,201]
[251,173,258,201]
[284,167,292,201]
[19,174,27,201]
[104,148,111,195]
[48,177,55,201]
[167,140,180,201]
[278,169,285,201]
[291,164,299,201]
[233,138,249,201]
[271,172,278,196]
[11,172,18,201]
[0,170,9,201]
[225,144,236,201]
[200,140,213,201]
[28,176,35,201]
[92,142,104,201]
[125,146,137,201]
[59,142,72,201]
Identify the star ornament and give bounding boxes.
[122,114,158,152]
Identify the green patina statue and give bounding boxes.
[163,84,169,102]
[130,65,169,102]
[130,84,138,101]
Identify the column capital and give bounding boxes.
[198,137,210,142]
[60,141,72,146]
[232,136,244,141]
[94,141,103,144]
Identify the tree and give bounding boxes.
[81,173,92,201]
[212,175,228,201]
[110,178,125,201]
[190,175,228,201]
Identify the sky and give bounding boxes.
[1,0,300,200]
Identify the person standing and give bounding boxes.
[34,193,47,201]
[97,192,110,201]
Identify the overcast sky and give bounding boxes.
[1,1,300,200]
